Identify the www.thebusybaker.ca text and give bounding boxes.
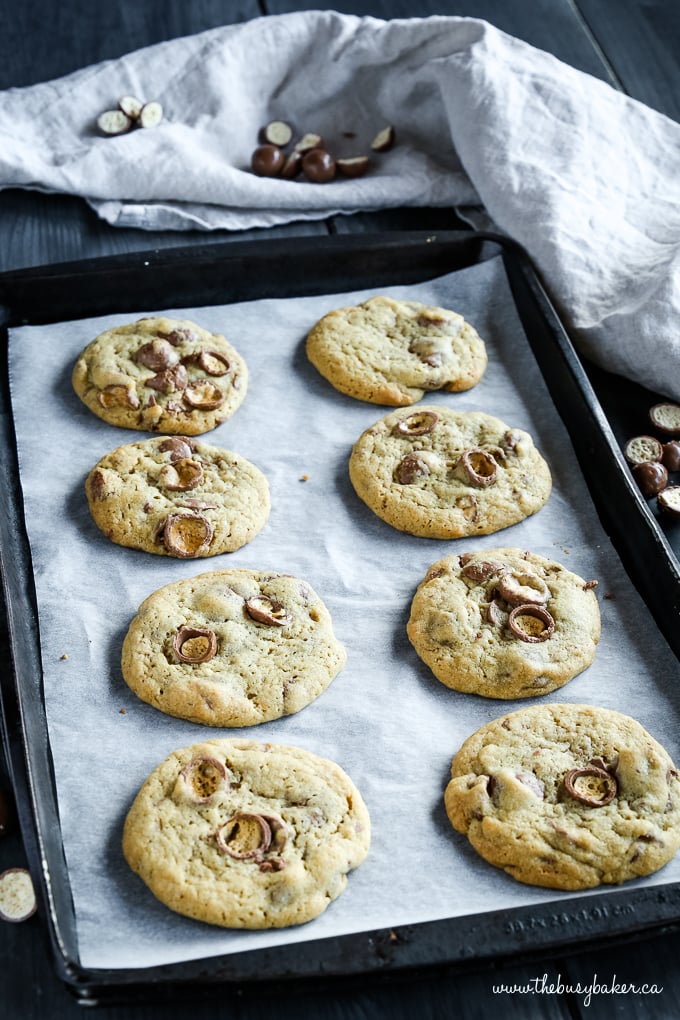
[492,972,662,1008]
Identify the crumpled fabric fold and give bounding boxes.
[1,12,679,398]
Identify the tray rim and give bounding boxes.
[1,228,680,1001]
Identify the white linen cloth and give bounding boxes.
[1,12,680,399]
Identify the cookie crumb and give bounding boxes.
[119,708,127,715]
[300,474,309,482]
[59,653,68,661]
[603,592,616,600]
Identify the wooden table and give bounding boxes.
[1,3,679,1017]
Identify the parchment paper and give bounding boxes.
[8,255,680,970]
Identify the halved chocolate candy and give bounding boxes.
[461,560,506,583]
[649,401,680,435]
[623,435,663,466]
[158,327,200,346]
[336,155,370,178]
[260,120,293,147]
[245,595,291,627]
[564,765,617,807]
[183,380,225,410]
[97,109,132,135]
[158,436,195,461]
[507,604,555,642]
[294,132,323,154]
[216,813,272,859]
[658,485,680,518]
[197,350,230,376]
[119,95,143,120]
[371,125,395,152]
[138,100,163,129]
[496,570,550,606]
[97,384,140,409]
[158,458,204,491]
[135,338,178,371]
[146,364,188,394]
[173,625,217,663]
[394,410,439,436]
[161,512,214,557]
[396,451,431,484]
[0,868,37,923]
[453,449,498,488]
[178,756,229,803]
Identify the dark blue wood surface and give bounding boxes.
[1,3,679,1017]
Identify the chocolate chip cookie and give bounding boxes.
[122,739,371,928]
[445,704,680,890]
[121,568,347,726]
[72,316,247,434]
[85,435,269,557]
[306,296,487,405]
[348,407,552,538]
[407,548,600,698]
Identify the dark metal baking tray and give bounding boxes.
[1,230,679,1004]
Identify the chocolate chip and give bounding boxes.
[183,380,225,410]
[394,410,439,436]
[158,436,195,461]
[178,756,229,803]
[453,449,499,488]
[564,765,617,807]
[146,363,188,394]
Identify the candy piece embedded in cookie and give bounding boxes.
[122,739,370,928]
[122,568,346,726]
[85,435,269,557]
[72,316,247,434]
[407,548,600,699]
[306,296,487,405]
[348,407,551,538]
[445,704,680,890]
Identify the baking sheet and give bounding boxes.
[7,254,680,971]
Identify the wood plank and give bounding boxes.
[0,0,329,273]
[262,0,616,80]
[575,0,680,120]
[0,191,327,274]
[0,0,262,89]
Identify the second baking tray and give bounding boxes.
[1,230,680,1002]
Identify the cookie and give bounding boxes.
[85,435,269,558]
[121,568,347,726]
[445,704,680,890]
[407,548,600,699]
[122,739,370,928]
[348,407,552,539]
[306,296,487,405]
[72,316,247,434]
